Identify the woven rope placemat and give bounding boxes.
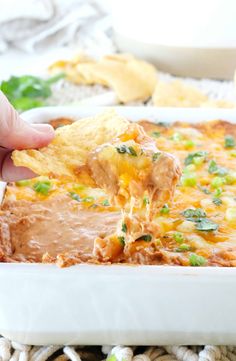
[1,339,236,361]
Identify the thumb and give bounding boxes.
[0,91,54,150]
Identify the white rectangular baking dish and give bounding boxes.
[1,106,236,346]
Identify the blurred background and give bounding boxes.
[1,0,236,109]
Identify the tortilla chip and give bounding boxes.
[49,53,157,103]
[152,80,208,107]
[12,110,129,179]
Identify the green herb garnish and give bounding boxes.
[213,198,222,206]
[189,253,206,266]
[176,244,191,252]
[116,145,137,156]
[214,188,222,197]
[182,208,206,221]
[211,176,226,189]
[160,204,170,215]
[152,152,161,162]
[136,234,152,242]
[82,196,95,203]
[224,135,235,148]
[69,192,81,202]
[195,219,219,231]
[208,160,228,176]
[102,199,110,206]
[107,355,117,361]
[184,151,208,166]
[0,73,64,111]
[173,232,184,244]
[15,179,31,187]
[171,132,182,142]
[182,208,218,232]
[33,181,52,195]
[151,131,161,138]
[143,196,150,205]
[181,173,197,187]
[198,186,211,195]
[118,236,125,246]
[183,140,195,149]
[122,223,127,233]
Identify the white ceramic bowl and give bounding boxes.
[112,0,236,79]
[1,106,236,345]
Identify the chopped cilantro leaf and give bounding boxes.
[189,253,206,266]
[102,199,110,206]
[152,152,161,162]
[69,192,81,202]
[224,135,235,148]
[122,223,127,233]
[198,186,211,195]
[118,236,125,246]
[213,198,222,206]
[184,151,208,166]
[136,234,152,242]
[182,208,206,221]
[208,160,228,176]
[128,146,137,156]
[195,219,218,231]
[151,131,161,138]
[116,145,137,156]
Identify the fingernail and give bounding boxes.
[31,123,55,135]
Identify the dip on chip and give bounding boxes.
[12,110,181,217]
[12,110,129,179]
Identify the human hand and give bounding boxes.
[0,91,54,182]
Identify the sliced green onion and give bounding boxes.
[189,253,206,266]
[181,173,197,187]
[183,140,195,149]
[160,204,170,215]
[143,196,150,205]
[173,232,184,244]
[33,181,52,195]
[211,177,226,189]
[176,244,191,252]
[214,187,222,197]
[15,179,31,187]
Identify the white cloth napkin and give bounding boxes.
[0,0,114,55]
